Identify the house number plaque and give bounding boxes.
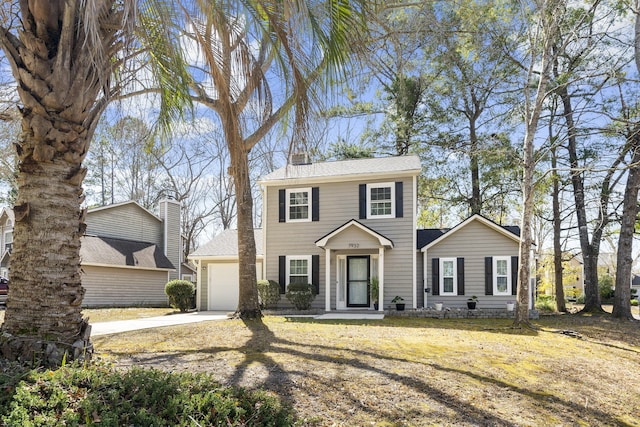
[348,243,360,248]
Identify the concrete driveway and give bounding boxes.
[91,311,231,336]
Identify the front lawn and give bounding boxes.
[90,314,640,426]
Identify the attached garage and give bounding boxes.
[189,229,263,311]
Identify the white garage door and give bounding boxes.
[208,262,239,311]
[207,261,263,311]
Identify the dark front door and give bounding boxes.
[347,256,370,307]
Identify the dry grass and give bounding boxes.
[0,307,174,324]
[92,313,640,427]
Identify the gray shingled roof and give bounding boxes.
[259,155,422,183]
[190,229,263,257]
[80,235,174,269]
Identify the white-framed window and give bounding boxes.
[286,255,312,286]
[440,258,457,295]
[182,274,194,282]
[286,188,311,222]
[366,182,394,219]
[493,256,511,295]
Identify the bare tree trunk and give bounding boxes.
[551,146,566,312]
[561,86,604,313]
[612,136,640,320]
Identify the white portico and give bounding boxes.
[315,219,393,312]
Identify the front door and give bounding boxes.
[347,256,370,307]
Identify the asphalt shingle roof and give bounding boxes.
[80,235,174,269]
[259,155,422,183]
[190,229,263,257]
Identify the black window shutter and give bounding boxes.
[278,256,286,294]
[431,258,440,295]
[511,256,519,295]
[312,187,319,221]
[312,255,320,295]
[457,257,465,296]
[395,181,403,218]
[359,184,367,219]
[485,257,493,295]
[278,189,286,223]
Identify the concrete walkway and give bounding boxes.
[90,311,385,335]
[91,311,230,336]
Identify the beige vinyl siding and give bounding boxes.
[81,265,169,307]
[265,176,415,309]
[425,220,519,309]
[86,204,162,246]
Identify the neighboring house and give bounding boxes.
[0,207,14,279]
[418,215,526,309]
[1,199,184,307]
[189,229,264,311]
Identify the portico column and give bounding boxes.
[325,248,331,311]
[378,247,384,312]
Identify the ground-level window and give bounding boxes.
[440,258,457,295]
[287,255,312,286]
[493,256,511,295]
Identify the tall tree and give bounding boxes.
[0,1,189,366]
[514,0,565,325]
[178,0,369,318]
[612,0,640,319]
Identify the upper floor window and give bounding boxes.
[360,182,403,220]
[287,188,311,222]
[493,256,511,295]
[279,187,319,223]
[440,258,457,295]
[366,182,395,219]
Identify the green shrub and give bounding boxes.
[257,279,281,309]
[576,294,585,304]
[285,283,315,310]
[535,295,556,312]
[164,280,195,312]
[631,299,639,306]
[598,274,614,299]
[1,364,294,425]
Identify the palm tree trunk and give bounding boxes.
[231,145,260,318]
[1,133,91,366]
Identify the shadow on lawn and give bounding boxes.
[107,317,633,426]
[284,316,541,337]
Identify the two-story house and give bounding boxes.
[191,155,422,311]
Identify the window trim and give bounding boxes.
[493,256,512,295]
[439,257,457,296]
[366,182,395,219]
[286,187,312,222]
[286,255,312,288]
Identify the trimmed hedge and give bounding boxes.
[165,280,195,312]
[258,280,280,309]
[285,283,315,310]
